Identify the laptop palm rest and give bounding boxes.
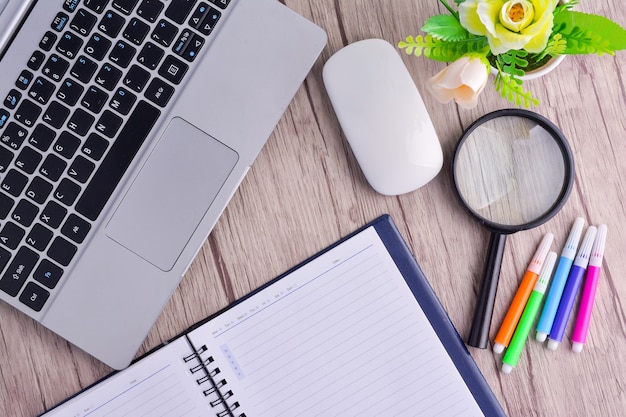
[105,117,238,271]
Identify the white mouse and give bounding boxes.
[323,39,443,196]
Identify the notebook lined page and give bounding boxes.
[188,226,484,417]
[42,337,208,417]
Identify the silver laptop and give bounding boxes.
[0,0,326,369]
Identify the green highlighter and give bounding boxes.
[502,251,557,374]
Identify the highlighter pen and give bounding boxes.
[502,251,557,374]
[535,217,585,342]
[547,225,597,351]
[493,233,553,354]
[571,224,607,353]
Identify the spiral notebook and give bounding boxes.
[41,215,505,417]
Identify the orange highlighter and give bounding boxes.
[493,233,554,354]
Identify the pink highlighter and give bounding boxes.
[571,224,607,353]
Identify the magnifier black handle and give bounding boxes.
[467,232,507,349]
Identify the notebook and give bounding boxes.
[0,0,326,368]
[41,215,506,417]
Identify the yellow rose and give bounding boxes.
[459,0,558,54]
[427,56,490,109]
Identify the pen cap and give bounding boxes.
[588,224,607,268]
[562,217,585,260]
[534,251,557,293]
[574,226,597,268]
[527,233,554,274]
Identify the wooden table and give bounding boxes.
[3,1,625,416]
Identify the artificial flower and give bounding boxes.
[427,56,490,109]
[459,0,557,54]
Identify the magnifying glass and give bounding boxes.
[452,109,574,349]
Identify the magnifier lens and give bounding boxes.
[455,116,567,227]
[453,110,573,349]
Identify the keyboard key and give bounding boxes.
[54,178,82,206]
[25,176,53,204]
[158,55,188,85]
[123,65,150,92]
[71,55,98,83]
[0,109,8,129]
[68,155,96,183]
[15,147,42,174]
[52,12,70,32]
[42,54,70,82]
[98,10,126,37]
[27,224,55,251]
[57,31,84,59]
[1,122,28,150]
[84,33,112,60]
[14,99,42,127]
[29,124,56,152]
[4,89,21,109]
[0,193,14,219]
[81,85,109,113]
[0,147,13,173]
[113,0,140,15]
[123,17,150,45]
[12,199,39,227]
[40,201,67,229]
[15,70,34,90]
[47,236,77,266]
[0,246,11,273]
[76,101,160,221]
[67,108,95,136]
[39,154,67,182]
[28,77,56,105]
[208,0,229,9]
[39,31,58,51]
[27,51,46,71]
[165,0,196,24]
[70,8,97,36]
[62,214,91,243]
[145,77,174,107]
[109,40,136,68]
[0,222,26,250]
[64,0,81,13]
[82,133,109,160]
[0,246,38,296]
[1,169,28,197]
[151,19,178,47]
[42,101,71,129]
[109,87,136,115]
[84,0,110,14]
[95,63,123,91]
[33,258,64,289]
[137,0,164,23]
[197,6,220,35]
[137,42,164,70]
[57,79,84,106]
[95,110,122,138]
[54,131,82,159]
[189,3,208,29]
[19,281,50,312]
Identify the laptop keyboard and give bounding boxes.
[0,0,230,312]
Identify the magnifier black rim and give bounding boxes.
[451,108,575,234]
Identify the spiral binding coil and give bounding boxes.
[185,343,246,417]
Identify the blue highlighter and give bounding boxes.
[535,217,584,342]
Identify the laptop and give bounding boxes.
[0,0,326,369]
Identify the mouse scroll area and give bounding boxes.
[323,39,443,196]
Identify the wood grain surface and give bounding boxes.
[2,1,626,416]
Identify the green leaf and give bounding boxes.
[493,71,539,108]
[421,14,469,42]
[398,35,487,62]
[555,11,626,54]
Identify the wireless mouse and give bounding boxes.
[323,39,443,196]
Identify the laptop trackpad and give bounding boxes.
[106,117,239,271]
